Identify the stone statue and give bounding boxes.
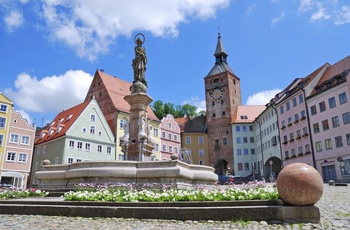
[147,121,155,145]
[131,33,148,93]
[138,113,147,141]
[119,120,130,144]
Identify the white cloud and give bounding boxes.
[310,3,331,21]
[245,89,281,105]
[335,5,350,25]
[182,97,206,113]
[3,10,24,32]
[271,11,285,26]
[40,0,229,61]
[299,0,315,12]
[246,4,257,15]
[5,70,93,114]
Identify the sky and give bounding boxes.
[1,0,350,127]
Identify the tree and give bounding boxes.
[151,100,198,119]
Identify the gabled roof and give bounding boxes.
[310,56,350,96]
[231,105,266,123]
[183,115,207,133]
[35,100,90,145]
[96,70,159,121]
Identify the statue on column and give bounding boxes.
[131,33,148,93]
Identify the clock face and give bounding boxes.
[210,88,223,100]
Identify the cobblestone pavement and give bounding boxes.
[0,184,349,230]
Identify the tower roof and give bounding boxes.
[207,33,235,77]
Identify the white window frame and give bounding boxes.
[18,153,27,163]
[90,114,96,122]
[90,125,95,134]
[21,135,30,145]
[97,145,102,153]
[85,143,91,152]
[0,117,6,129]
[10,133,19,144]
[69,140,75,149]
[106,146,112,155]
[68,157,74,164]
[0,104,8,113]
[77,142,83,150]
[6,152,16,162]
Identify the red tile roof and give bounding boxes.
[175,117,188,132]
[35,100,90,145]
[96,70,159,121]
[231,105,266,123]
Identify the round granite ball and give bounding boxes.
[276,163,323,206]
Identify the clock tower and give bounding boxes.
[205,33,242,175]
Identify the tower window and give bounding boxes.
[233,80,236,85]
[212,101,215,106]
[222,111,226,115]
[221,99,224,104]
[213,113,216,118]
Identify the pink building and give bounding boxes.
[1,110,35,189]
[160,114,181,160]
[307,56,350,182]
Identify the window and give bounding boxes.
[10,134,19,143]
[198,136,204,144]
[0,104,8,112]
[332,116,340,128]
[335,136,343,148]
[301,110,306,118]
[288,117,292,125]
[313,123,320,134]
[244,149,249,155]
[168,122,172,129]
[18,153,27,163]
[286,102,290,111]
[90,114,96,122]
[291,148,296,157]
[315,141,322,152]
[289,132,294,141]
[69,140,75,149]
[175,147,178,153]
[162,132,166,138]
[82,127,87,133]
[42,145,46,154]
[186,137,191,144]
[328,97,336,109]
[303,127,308,136]
[37,147,41,155]
[244,162,250,171]
[77,142,83,150]
[76,159,82,162]
[0,117,6,129]
[283,135,288,143]
[242,126,247,132]
[223,138,228,145]
[325,139,332,150]
[236,126,240,132]
[85,143,91,152]
[199,160,205,165]
[250,137,254,143]
[154,144,159,152]
[296,129,301,138]
[169,146,173,153]
[97,145,102,153]
[319,101,326,112]
[120,119,127,129]
[285,151,289,158]
[299,94,304,103]
[6,152,16,162]
[322,119,329,131]
[298,146,303,154]
[168,133,172,140]
[346,133,350,145]
[20,136,30,145]
[292,98,297,107]
[0,134,3,146]
[90,126,95,134]
[174,135,178,141]
[199,149,204,156]
[294,114,299,122]
[237,149,242,155]
[162,144,166,151]
[339,92,347,104]
[342,112,350,125]
[236,137,241,144]
[281,120,286,128]
[249,126,253,131]
[68,157,74,164]
[310,105,317,116]
[153,128,158,137]
[106,147,112,155]
[305,144,310,153]
[243,137,248,143]
[280,106,284,115]
[251,149,255,155]
[238,163,243,171]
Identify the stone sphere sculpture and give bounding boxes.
[276,163,323,206]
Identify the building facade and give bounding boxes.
[31,98,115,185]
[0,93,12,177]
[205,33,242,175]
[159,114,181,160]
[1,109,35,189]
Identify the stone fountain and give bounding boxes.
[34,33,218,190]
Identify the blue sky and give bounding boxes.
[1,0,350,127]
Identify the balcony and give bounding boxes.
[281,126,286,130]
[300,116,306,121]
[296,136,301,140]
[289,138,294,142]
[287,123,292,127]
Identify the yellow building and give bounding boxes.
[0,93,13,170]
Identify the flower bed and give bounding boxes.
[63,181,279,202]
[0,188,48,199]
